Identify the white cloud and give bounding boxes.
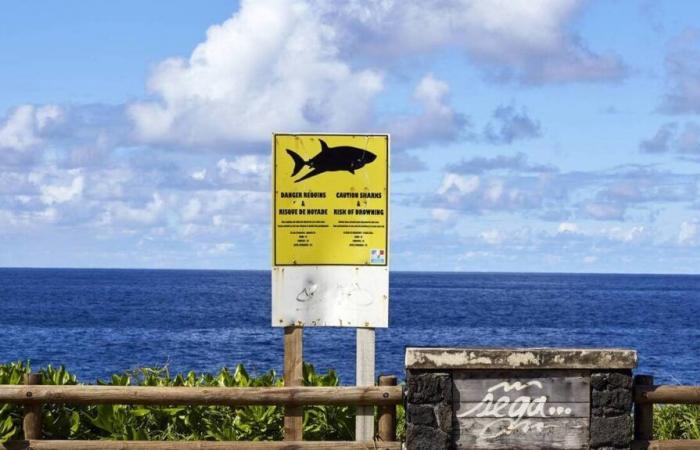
[127,0,621,149]
[557,222,579,234]
[322,0,625,84]
[0,104,62,152]
[438,174,480,195]
[181,198,203,222]
[603,225,647,243]
[480,229,506,245]
[431,208,454,222]
[434,172,543,213]
[387,75,468,148]
[40,175,84,205]
[678,220,698,246]
[129,0,383,146]
[217,155,269,176]
[191,169,207,181]
[104,193,166,226]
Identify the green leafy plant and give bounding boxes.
[0,361,400,443]
[654,404,700,440]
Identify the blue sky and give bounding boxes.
[1,0,700,273]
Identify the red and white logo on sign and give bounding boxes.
[370,249,385,264]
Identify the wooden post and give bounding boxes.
[355,327,375,441]
[634,374,654,441]
[23,373,42,440]
[377,375,397,442]
[283,326,303,441]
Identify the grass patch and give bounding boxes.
[653,404,700,440]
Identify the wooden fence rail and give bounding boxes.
[0,385,403,406]
[0,373,402,450]
[632,374,700,450]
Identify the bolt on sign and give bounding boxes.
[271,134,389,327]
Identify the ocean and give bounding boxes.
[0,268,698,384]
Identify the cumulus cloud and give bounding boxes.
[0,105,63,165]
[385,74,469,148]
[659,28,700,114]
[40,174,84,205]
[129,0,383,147]
[320,0,625,84]
[127,0,623,149]
[483,105,541,144]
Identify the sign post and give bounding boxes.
[272,133,390,441]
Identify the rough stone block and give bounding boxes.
[407,371,451,404]
[607,371,633,389]
[406,424,451,450]
[407,404,436,427]
[434,402,452,434]
[592,389,633,413]
[590,415,633,448]
[591,372,608,391]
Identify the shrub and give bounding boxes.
[0,361,381,442]
[654,404,700,440]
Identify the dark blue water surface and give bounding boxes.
[0,269,698,384]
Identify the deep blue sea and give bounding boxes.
[0,269,698,385]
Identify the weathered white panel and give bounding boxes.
[452,371,590,450]
[454,417,589,450]
[271,266,388,327]
[456,402,590,419]
[453,371,590,402]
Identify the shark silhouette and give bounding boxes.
[286,139,377,183]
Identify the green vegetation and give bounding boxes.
[653,404,700,440]
[3,361,697,443]
[0,361,406,442]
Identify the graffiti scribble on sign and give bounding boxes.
[457,380,575,440]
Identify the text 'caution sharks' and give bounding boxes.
[286,140,377,183]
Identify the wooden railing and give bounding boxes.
[0,373,403,450]
[632,375,700,450]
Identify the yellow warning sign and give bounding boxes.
[273,134,389,266]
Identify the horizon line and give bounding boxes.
[0,266,698,277]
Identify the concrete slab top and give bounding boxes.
[405,347,637,370]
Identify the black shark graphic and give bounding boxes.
[286,139,377,183]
